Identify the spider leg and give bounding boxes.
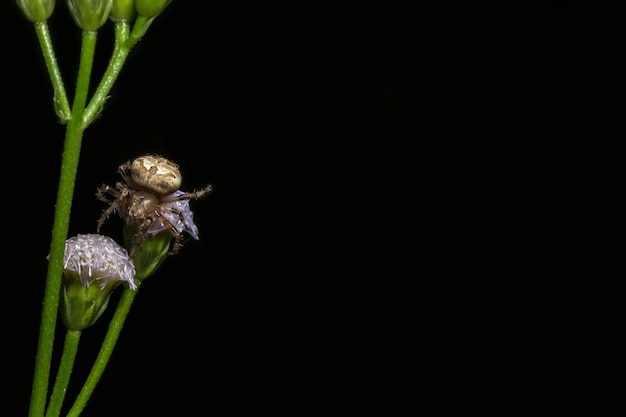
[154,210,184,255]
[128,210,183,257]
[159,205,186,230]
[118,162,132,185]
[96,182,127,200]
[96,183,127,233]
[129,227,147,257]
[160,184,213,203]
[97,200,121,233]
[96,184,117,202]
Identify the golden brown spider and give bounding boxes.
[96,154,212,255]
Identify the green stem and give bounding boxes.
[66,287,140,417]
[82,21,129,128]
[33,21,71,123]
[83,16,154,128]
[45,330,82,417]
[28,30,99,417]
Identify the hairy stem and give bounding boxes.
[28,30,98,417]
[83,16,155,128]
[45,330,82,417]
[82,21,130,128]
[66,287,140,417]
[33,21,71,123]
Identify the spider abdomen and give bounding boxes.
[129,155,182,195]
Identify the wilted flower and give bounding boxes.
[145,190,200,240]
[56,233,136,330]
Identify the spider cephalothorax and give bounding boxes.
[96,154,212,255]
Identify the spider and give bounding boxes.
[96,154,212,256]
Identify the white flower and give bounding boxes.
[62,234,136,290]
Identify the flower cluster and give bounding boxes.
[16,0,174,27]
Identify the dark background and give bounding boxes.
[3,1,584,416]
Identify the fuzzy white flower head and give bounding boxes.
[145,190,200,240]
[63,234,136,290]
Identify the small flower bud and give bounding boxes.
[135,0,171,18]
[66,0,113,31]
[125,226,171,281]
[16,0,56,22]
[110,0,135,22]
[56,234,136,330]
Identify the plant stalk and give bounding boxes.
[28,30,99,417]
[66,287,140,417]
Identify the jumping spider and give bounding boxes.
[96,154,212,256]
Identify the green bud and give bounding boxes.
[135,0,171,18]
[16,0,56,22]
[66,0,113,31]
[61,272,115,330]
[124,225,172,281]
[110,0,135,22]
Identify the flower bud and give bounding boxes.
[125,226,171,281]
[56,234,136,330]
[16,0,55,22]
[66,0,113,31]
[135,0,171,18]
[110,0,135,22]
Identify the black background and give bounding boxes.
[3,1,585,416]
